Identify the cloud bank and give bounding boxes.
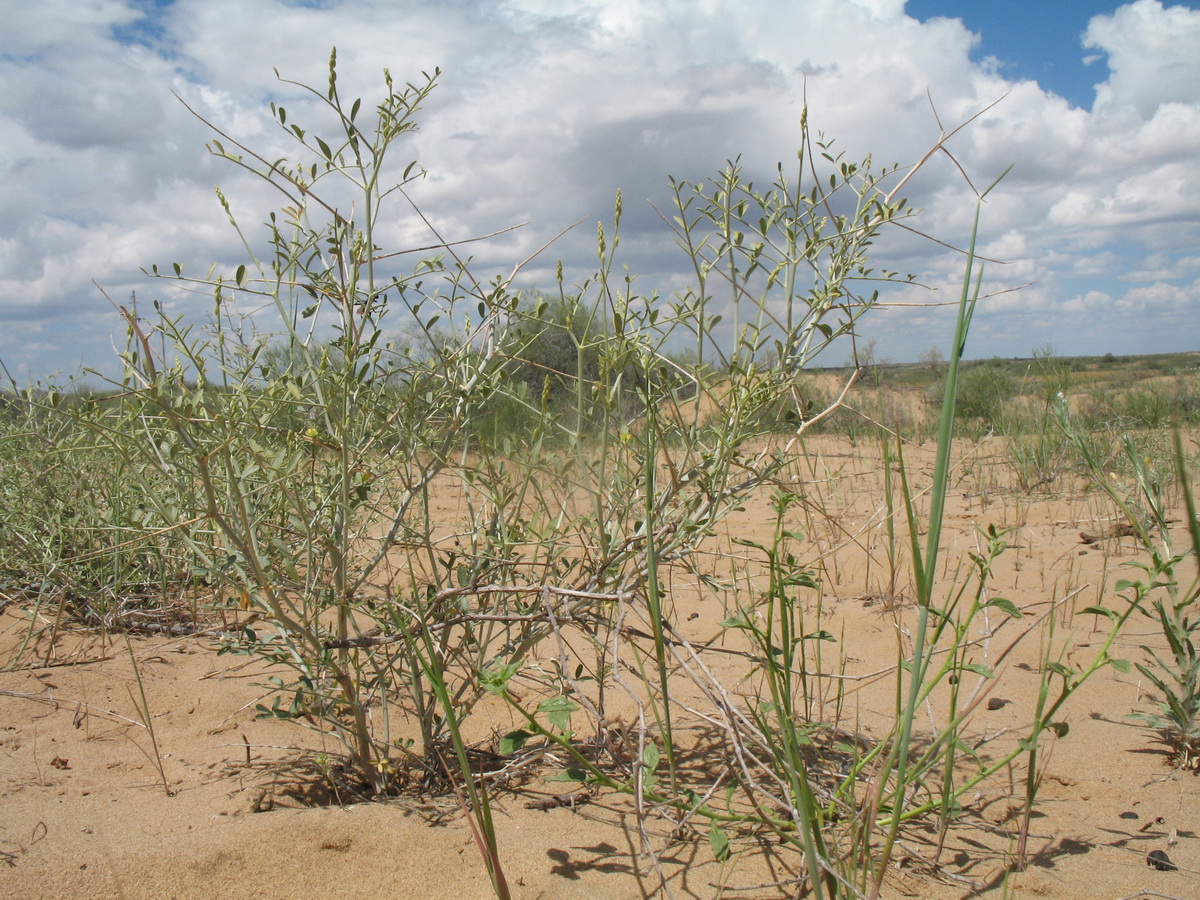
[1,0,1198,378]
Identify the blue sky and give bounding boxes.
[911,1,1200,109]
[2,0,1199,379]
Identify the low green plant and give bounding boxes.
[722,490,839,894]
[1004,420,1071,492]
[480,181,1135,899]
[84,56,478,796]
[955,359,1017,431]
[850,196,1136,891]
[8,52,1161,900]
[1027,342,1073,404]
[1058,409,1200,768]
[123,633,173,796]
[999,350,1075,492]
[0,382,206,656]
[30,48,923,896]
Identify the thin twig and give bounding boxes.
[0,688,148,728]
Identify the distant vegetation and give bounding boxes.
[793,349,1200,437]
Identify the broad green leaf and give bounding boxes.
[959,662,994,678]
[640,743,661,793]
[985,597,1023,618]
[499,729,532,756]
[642,741,660,774]
[803,629,836,642]
[538,695,578,733]
[784,570,819,589]
[1046,661,1072,679]
[709,822,731,861]
[546,767,588,783]
[719,611,754,631]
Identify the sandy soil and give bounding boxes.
[2,435,1197,899]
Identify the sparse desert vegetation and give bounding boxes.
[2,57,1198,899]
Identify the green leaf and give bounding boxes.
[985,597,1023,618]
[499,729,532,756]
[479,662,519,695]
[255,696,294,721]
[719,611,755,631]
[639,742,662,793]
[1080,605,1117,621]
[730,536,767,552]
[315,136,333,160]
[709,821,731,861]
[235,264,247,287]
[538,695,578,733]
[1046,661,1072,679]
[642,741,660,774]
[1109,657,1131,673]
[546,767,588,783]
[959,662,994,678]
[784,571,820,589]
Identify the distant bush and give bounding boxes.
[954,361,1016,428]
[750,372,835,432]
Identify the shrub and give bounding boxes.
[9,51,1136,900]
[955,360,1017,428]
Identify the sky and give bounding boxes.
[2,0,1200,381]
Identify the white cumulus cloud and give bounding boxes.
[1,0,1198,378]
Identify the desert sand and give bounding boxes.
[2,435,1197,899]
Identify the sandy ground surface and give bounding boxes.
[2,435,1198,899]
